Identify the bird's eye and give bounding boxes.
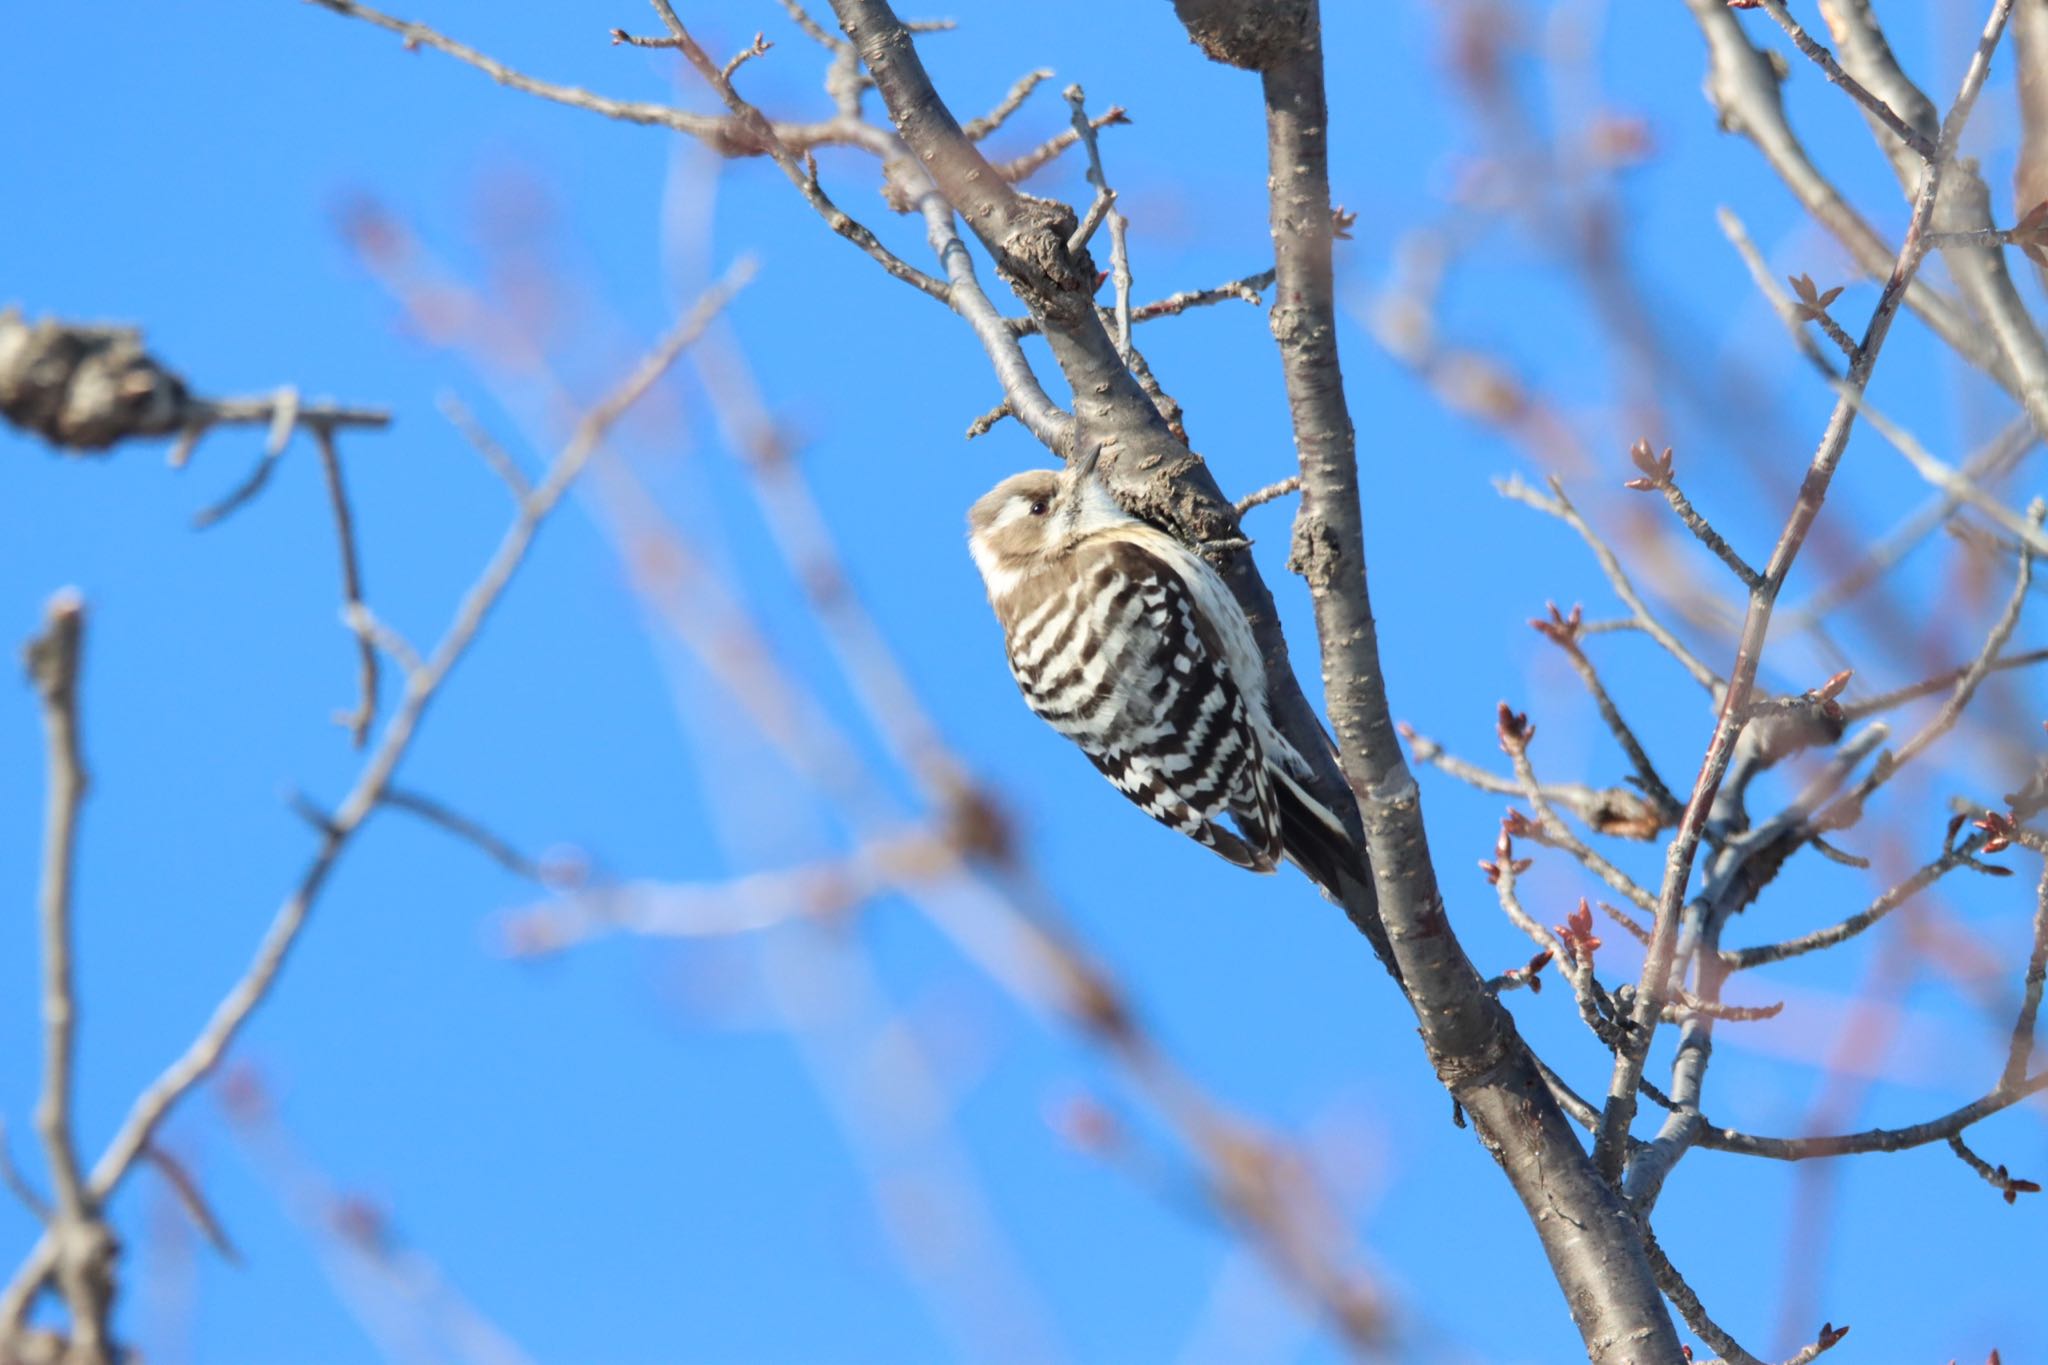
[1029,498,1049,516]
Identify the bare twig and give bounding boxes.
[1749,0,1936,158]
[437,391,532,498]
[1063,85,1132,355]
[646,3,949,304]
[1131,269,1275,323]
[501,834,946,955]
[2004,859,2048,1089]
[1816,502,2037,828]
[1531,602,1683,821]
[918,195,1073,452]
[1009,268,1277,338]
[141,1147,239,1265]
[1722,843,1977,969]
[1839,649,2048,721]
[0,1121,47,1225]
[1235,475,1301,517]
[309,0,881,155]
[380,788,549,884]
[1499,475,1723,696]
[775,0,842,51]
[720,31,773,83]
[1640,1223,1766,1365]
[1697,1070,2048,1160]
[964,398,1011,439]
[1849,392,2048,559]
[343,605,423,679]
[1947,1132,2043,1203]
[1646,1221,1851,1365]
[1504,739,1661,915]
[1487,829,1624,1047]
[1601,900,1653,947]
[962,68,1053,141]
[320,1,947,305]
[23,592,113,1357]
[1624,440,1761,589]
[311,427,378,748]
[1790,416,2035,628]
[177,390,391,480]
[190,388,299,527]
[990,107,1128,184]
[1719,206,1844,381]
[26,594,88,1220]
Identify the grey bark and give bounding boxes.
[1232,4,1682,1358]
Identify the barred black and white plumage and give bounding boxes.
[967,446,1357,885]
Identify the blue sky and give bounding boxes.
[2,1,2044,1362]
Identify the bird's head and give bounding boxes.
[966,444,1132,601]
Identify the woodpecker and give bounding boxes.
[966,445,1360,890]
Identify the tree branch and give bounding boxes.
[23,593,115,1361]
[1241,3,1680,1357]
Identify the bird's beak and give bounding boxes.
[1066,440,1102,486]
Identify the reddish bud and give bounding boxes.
[331,1195,393,1257]
[1050,1094,1120,1153]
[1530,601,1585,652]
[1555,897,1603,966]
[1585,114,1654,167]
[1496,702,1535,754]
[1974,811,2017,854]
[216,1061,272,1126]
[1625,438,1674,490]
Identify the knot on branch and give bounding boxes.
[704,123,782,159]
[1051,953,1136,1047]
[1093,437,1243,553]
[1171,0,1312,71]
[0,308,192,452]
[991,195,1096,310]
[1743,672,1851,769]
[1582,788,1667,841]
[1425,1002,1520,1095]
[1286,509,1348,589]
[937,777,1016,867]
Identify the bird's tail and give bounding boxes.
[1271,768,1403,982]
